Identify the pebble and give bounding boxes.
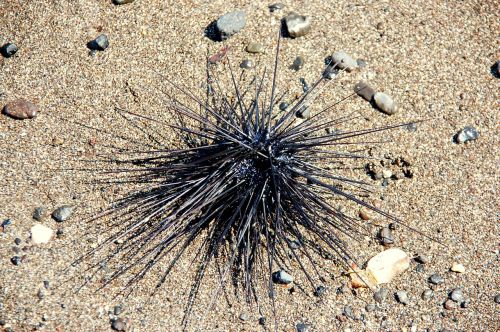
[284,13,311,38]
[14,238,21,245]
[395,290,409,305]
[268,3,284,12]
[373,92,397,115]
[216,11,246,40]
[272,270,293,284]
[414,255,429,264]
[354,81,376,101]
[93,34,109,51]
[113,0,135,4]
[11,256,21,266]
[343,306,355,319]
[374,287,388,303]
[113,305,122,315]
[455,126,479,144]
[331,51,358,72]
[31,224,54,244]
[258,316,266,325]
[365,304,376,312]
[450,288,464,302]
[240,59,254,69]
[1,43,19,58]
[33,207,44,221]
[366,248,409,284]
[296,323,310,332]
[37,289,45,300]
[239,312,249,321]
[358,210,370,221]
[382,170,393,179]
[494,294,500,304]
[450,262,465,273]
[314,285,326,297]
[415,264,425,273]
[279,102,289,111]
[296,106,310,119]
[443,299,456,310]
[378,227,394,245]
[51,205,73,222]
[428,274,444,285]
[291,56,304,71]
[246,42,264,54]
[492,60,500,78]
[111,318,126,331]
[421,289,433,300]
[2,99,38,119]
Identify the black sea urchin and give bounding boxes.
[76,34,411,327]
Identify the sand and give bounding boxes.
[0,0,498,331]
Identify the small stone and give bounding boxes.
[1,43,19,58]
[376,22,384,30]
[428,274,444,285]
[43,280,50,289]
[2,99,38,119]
[378,227,394,245]
[114,305,122,315]
[444,299,456,310]
[291,56,304,71]
[216,11,246,40]
[359,210,370,221]
[93,34,109,51]
[388,222,398,230]
[421,289,434,300]
[461,298,470,308]
[450,263,465,273]
[382,170,393,179]
[258,316,266,325]
[11,256,21,266]
[356,59,367,68]
[365,304,376,312]
[343,306,355,319]
[354,81,376,101]
[269,3,284,12]
[33,207,44,221]
[37,289,45,300]
[296,106,310,119]
[455,126,479,144]
[395,291,409,305]
[279,102,289,111]
[14,238,21,245]
[414,255,429,264]
[296,323,310,332]
[415,264,425,273]
[113,0,135,4]
[314,285,326,297]
[373,92,397,115]
[374,287,389,303]
[331,51,358,72]
[246,42,264,54]
[240,59,254,69]
[492,60,500,78]
[366,248,410,284]
[31,224,54,244]
[450,288,464,303]
[494,294,500,304]
[239,312,249,321]
[272,270,293,284]
[111,318,126,331]
[284,12,311,38]
[51,205,73,222]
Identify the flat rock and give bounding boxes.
[31,224,54,244]
[3,99,38,119]
[331,51,357,72]
[373,92,397,115]
[216,11,246,40]
[354,81,375,101]
[366,248,410,284]
[285,13,311,38]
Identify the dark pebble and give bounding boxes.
[291,56,304,71]
[1,43,18,58]
[272,270,293,284]
[258,316,266,325]
[296,323,310,332]
[323,65,339,79]
[279,102,289,111]
[455,126,479,144]
[314,285,326,297]
[299,77,309,92]
[268,3,284,12]
[374,287,388,303]
[2,99,38,119]
[113,0,135,4]
[240,59,254,69]
[43,280,50,289]
[14,238,21,245]
[33,207,44,221]
[415,264,425,273]
[52,205,73,222]
[429,274,444,285]
[11,256,22,265]
[378,227,394,245]
[94,34,109,51]
[111,318,126,331]
[353,82,375,101]
[388,222,398,230]
[495,294,500,304]
[491,60,500,78]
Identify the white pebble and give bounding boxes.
[366,248,410,284]
[31,224,54,244]
[331,51,358,72]
[451,262,465,273]
[374,92,397,115]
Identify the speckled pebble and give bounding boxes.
[2,99,38,119]
[216,11,246,40]
[429,274,444,285]
[450,288,464,302]
[374,287,388,303]
[246,42,264,54]
[455,126,479,144]
[422,289,434,300]
[239,312,249,321]
[395,291,409,305]
[444,299,456,310]
[51,205,73,222]
[414,255,429,264]
[373,92,397,115]
[365,304,376,312]
[296,323,310,332]
[284,12,311,38]
[33,207,44,221]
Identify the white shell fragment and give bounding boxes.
[366,248,410,284]
[31,223,54,244]
[450,262,465,273]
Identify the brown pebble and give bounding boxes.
[354,81,376,101]
[359,210,370,220]
[444,299,456,310]
[3,99,38,119]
